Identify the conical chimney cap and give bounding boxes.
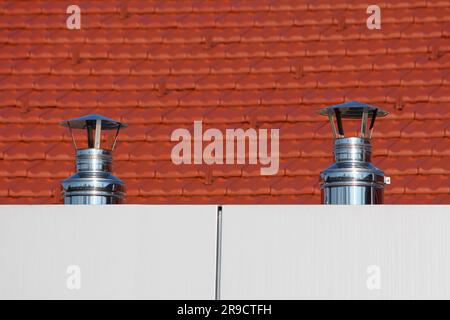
[60,114,127,130]
[317,101,389,119]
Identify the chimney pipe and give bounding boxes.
[60,114,127,204]
[318,102,390,205]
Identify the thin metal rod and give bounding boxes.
[87,126,94,148]
[327,111,337,139]
[68,123,77,150]
[95,119,101,149]
[111,125,122,151]
[214,205,223,300]
[334,109,344,137]
[361,108,369,138]
[369,109,378,139]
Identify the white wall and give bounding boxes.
[221,205,450,299]
[0,205,449,299]
[0,205,217,299]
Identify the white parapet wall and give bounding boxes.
[0,205,217,299]
[0,205,449,299]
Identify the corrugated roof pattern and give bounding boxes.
[0,0,449,204]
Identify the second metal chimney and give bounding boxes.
[318,102,390,205]
[60,114,127,205]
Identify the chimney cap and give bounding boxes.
[60,114,128,130]
[317,101,388,119]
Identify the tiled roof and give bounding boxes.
[0,0,449,204]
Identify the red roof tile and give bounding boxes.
[0,0,448,204]
[388,138,438,156]
[419,156,450,175]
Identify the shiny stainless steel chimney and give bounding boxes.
[318,102,390,204]
[60,114,127,204]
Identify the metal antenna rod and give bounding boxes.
[214,205,223,300]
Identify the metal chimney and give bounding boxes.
[318,101,390,205]
[60,114,127,204]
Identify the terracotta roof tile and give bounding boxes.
[285,157,332,176]
[228,1,272,13]
[0,124,26,141]
[306,40,348,56]
[429,86,450,103]
[387,86,436,103]
[97,91,142,108]
[0,1,448,204]
[386,194,448,204]
[3,142,52,160]
[378,103,415,121]
[7,178,58,197]
[372,138,398,156]
[275,139,301,158]
[227,177,274,196]
[148,4,187,15]
[140,178,184,196]
[415,50,450,69]
[30,75,76,90]
[286,105,322,122]
[0,75,36,90]
[27,160,72,178]
[269,0,308,11]
[155,162,202,179]
[182,177,232,196]
[385,175,416,194]
[249,57,291,73]
[177,13,220,28]
[419,156,450,174]
[299,139,332,158]
[372,54,417,70]
[406,175,450,194]
[0,160,31,177]
[109,44,149,59]
[306,0,350,10]
[270,176,317,195]
[388,138,438,156]
[259,195,318,204]
[45,142,74,161]
[124,1,158,14]
[386,39,430,55]
[379,157,424,175]
[400,69,446,86]
[116,160,160,179]
[280,121,326,140]
[0,142,8,157]
[56,1,119,14]
[122,178,143,197]
[402,22,446,38]
[38,107,93,124]
[433,138,450,156]
[374,120,413,138]
[401,120,449,138]
[413,103,450,120]
[117,124,152,142]
[276,73,318,89]
[0,107,45,123]
[215,12,256,28]
[21,124,65,142]
[193,106,244,123]
[128,142,174,161]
